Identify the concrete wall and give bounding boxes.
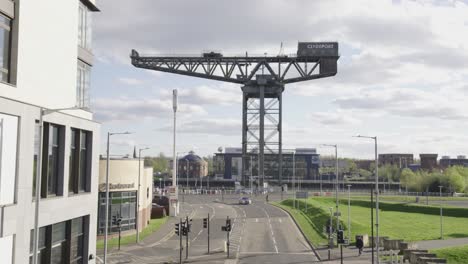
[0,0,94,120]
[0,97,100,264]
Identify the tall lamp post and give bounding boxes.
[136,147,150,243]
[104,131,133,264]
[171,89,178,217]
[439,185,443,239]
[347,184,352,242]
[321,144,339,243]
[354,135,379,264]
[32,106,83,264]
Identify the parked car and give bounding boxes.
[238,197,252,205]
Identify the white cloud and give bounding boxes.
[93,97,206,123]
[117,77,144,86]
[157,118,241,136]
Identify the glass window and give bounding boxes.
[98,191,137,234]
[33,121,40,198]
[69,128,92,194]
[47,125,60,195]
[29,227,47,264]
[0,13,11,83]
[79,131,87,191]
[76,60,91,108]
[71,217,84,264]
[78,3,92,50]
[69,129,77,192]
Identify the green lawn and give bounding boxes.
[350,195,468,203]
[96,217,168,250]
[431,245,468,264]
[278,197,468,246]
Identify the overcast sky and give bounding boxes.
[91,0,468,159]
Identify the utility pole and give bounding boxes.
[371,188,374,264]
[186,216,189,260]
[172,89,179,217]
[439,185,443,239]
[347,184,351,242]
[179,219,183,264]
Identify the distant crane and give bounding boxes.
[131,42,339,188]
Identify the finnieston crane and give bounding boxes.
[131,42,339,188]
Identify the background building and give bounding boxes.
[379,153,414,167]
[97,158,153,236]
[213,147,320,182]
[440,155,468,169]
[175,151,208,179]
[420,154,438,171]
[0,0,100,263]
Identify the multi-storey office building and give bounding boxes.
[213,147,320,183]
[378,153,414,167]
[0,0,99,263]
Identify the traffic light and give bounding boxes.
[226,218,232,232]
[187,219,192,232]
[337,229,344,244]
[182,224,188,236]
[175,223,180,236]
[203,218,208,228]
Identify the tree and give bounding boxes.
[444,166,466,193]
[400,168,415,189]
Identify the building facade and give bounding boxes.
[439,156,468,169]
[0,0,100,263]
[97,158,153,236]
[378,153,414,167]
[213,147,320,182]
[176,151,208,179]
[420,154,438,171]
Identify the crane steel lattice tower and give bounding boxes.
[131,42,339,188]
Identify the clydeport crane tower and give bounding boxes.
[131,42,339,189]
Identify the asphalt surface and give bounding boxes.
[103,193,319,264]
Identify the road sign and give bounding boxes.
[296,191,308,199]
[334,211,341,217]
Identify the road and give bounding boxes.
[104,193,318,263]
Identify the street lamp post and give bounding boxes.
[293,151,296,209]
[347,184,352,243]
[137,147,150,243]
[104,131,132,264]
[354,135,379,264]
[322,144,339,244]
[186,159,189,188]
[439,185,443,239]
[32,106,84,264]
[171,89,178,217]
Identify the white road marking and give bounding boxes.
[260,206,279,254]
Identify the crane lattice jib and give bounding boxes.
[130,49,339,84]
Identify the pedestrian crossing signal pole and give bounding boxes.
[178,219,183,264]
[222,216,231,258]
[203,214,210,254]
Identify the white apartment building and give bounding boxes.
[0,0,100,263]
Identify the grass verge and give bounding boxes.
[273,201,329,246]
[96,217,168,250]
[431,245,468,264]
[278,197,468,244]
